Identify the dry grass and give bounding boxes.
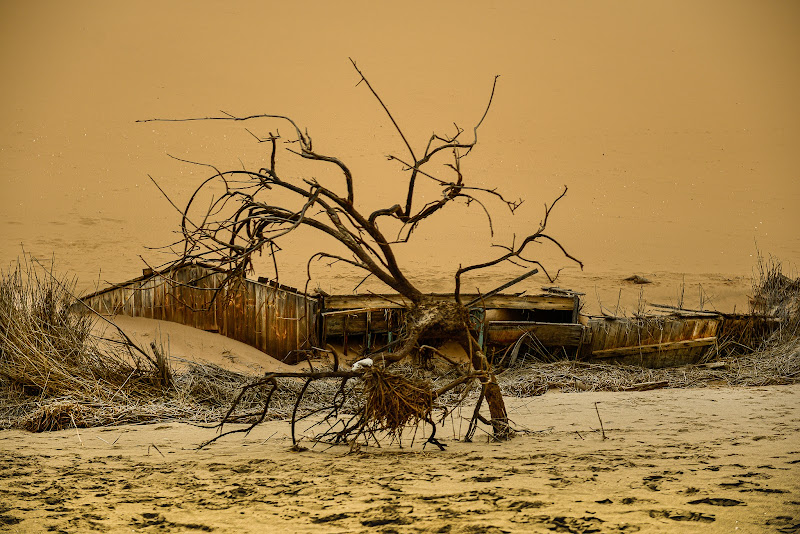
[498,336,800,397]
[0,259,259,430]
[750,254,800,339]
[2,257,798,433]
[0,259,173,405]
[499,257,800,397]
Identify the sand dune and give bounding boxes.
[93,315,301,375]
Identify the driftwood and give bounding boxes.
[622,380,670,392]
[140,59,581,444]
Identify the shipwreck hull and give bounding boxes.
[483,313,725,368]
[78,263,780,371]
[321,292,581,356]
[581,315,720,368]
[75,263,320,363]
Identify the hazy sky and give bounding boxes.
[2,1,799,292]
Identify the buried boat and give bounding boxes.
[75,262,779,369]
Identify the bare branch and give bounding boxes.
[349,57,416,164]
[454,186,582,303]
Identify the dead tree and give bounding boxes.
[140,59,581,443]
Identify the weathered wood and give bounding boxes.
[78,264,319,362]
[586,316,721,353]
[592,337,717,359]
[649,303,721,315]
[463,268,539,308]
[321,307,390,316]
[323,293,576,311]
[698,361,727,369]
[325,312,392,336]
[486,321,585,346]
[622,380,670,392]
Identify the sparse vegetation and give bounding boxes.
[1,256,797,443]
[750,253,800,339]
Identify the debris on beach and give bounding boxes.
[623,274,653,284]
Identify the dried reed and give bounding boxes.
[0,259,170,406]
[499,335,799,396]
[1,259,186,430]
[2,256,798,434]
[750,254,800,339]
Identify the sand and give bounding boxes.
[2,2,799,532]
[1,385,798,533]
[92,315,301,375]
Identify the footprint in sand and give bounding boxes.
[648,509,715,522]
[687,497,745,507]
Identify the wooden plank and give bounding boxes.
[143,278,154,319]
[209,275,221,331]
[622,380,670,392]
[265,286,275,358]
[627,321,644,347]
[154,276,165,320]
[322,293,576,311]
[189,266,201,329]
[303,298,317,349]
[487,322,585,346]
[665,319,683,343]
[133,283,142,317]
[199,277,216,331]
[276,291,288,360]
[571,295,580,323]
[271,289,282,359]
[289,294,300,358]
[610,321,630,349]
[173,271,185,327]
[702,318,720,338]
[592,337,717,359]
[325,311,392,335]
[588,318,608,352]
[322,307,391,316]
[216,278,226,336]
[113,290,124,314]
[233,283,245,345]
[164,277,174,323]
[219,285,231,339]
[179,266,190,327]
[254,284,265,353]
[104,290,114,314]
[245,281,256,348]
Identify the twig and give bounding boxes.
[594,402,606,440]
[261,431,278,444]
[70,413,83,445]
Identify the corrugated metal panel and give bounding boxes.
[79,263,320,363]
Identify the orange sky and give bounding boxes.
[2,1,799,293]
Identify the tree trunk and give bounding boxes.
[461,334,511,440]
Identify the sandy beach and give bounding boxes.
[2,1,800,533]
[1,385,798,533]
